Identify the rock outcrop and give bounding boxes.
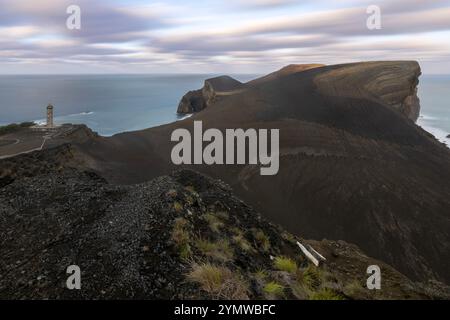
[177,76,243,114]
[176,89,205,113]
[314,61,422,121]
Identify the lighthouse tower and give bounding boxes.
[46,104,54,128]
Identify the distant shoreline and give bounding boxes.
[417,116,450,147]
[2,112,449,147]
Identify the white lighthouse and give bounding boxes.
[46,104,54,128]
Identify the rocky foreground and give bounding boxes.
[0,147,448,299]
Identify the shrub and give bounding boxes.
[215,211,229,220]
[195,238,234,262]
[187,263,249,299]
[254,269,269,280]
[252,229,270,251]
[232,234,253,252]
[310,288,344,300]
[302,266,321,289]
[202,213,224,233]
[263,282,285,299]
[0,122,34,136]
[274,257,298,273]
[290,282,309,300]
[343,280,367,299]
[171,218,192,260]
[173,201,183,213]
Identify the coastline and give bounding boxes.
[5,111,449,146]
[417,116,450,147]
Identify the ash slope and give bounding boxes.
[0,150,447,299]
[79,61,450,285]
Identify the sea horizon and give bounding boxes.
[1,73,449,146]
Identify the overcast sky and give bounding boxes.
[0,0,449,74]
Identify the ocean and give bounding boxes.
[0,74,449,144]
[416,75,450,146]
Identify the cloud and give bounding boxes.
[230,0,296,9]
[0,0,449,73]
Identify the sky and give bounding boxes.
[0,0,449,74]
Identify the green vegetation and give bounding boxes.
[281,231,296,244]
[232,234,253,252]
[166,189,178,198]
[343,280,367,298]
[310,288,344,300]
[215,211,229,220]
[273,256,298,273]
[0,122,34,136]
[171,218,192,260]
[187,263,249,299]
[251,229,270,251]
[263,282,285,299]
[202,213,225,233]
[173,201,184,213]
[302,265,322,289]
[253,269,269,280]
[290,282,309,300]
[195,238,234,262]
[185,194,195,206]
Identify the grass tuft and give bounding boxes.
[310,288,344,300]
[195,238,234,262]
[263,282,285,299]
[251,229,270,251]
[202,213,225,233]
[171,218,192,260]
[302,266,321,289]
[187,263,249,299]
[274,256,298,273]
[173,201,184,213]
[232,234,253,252]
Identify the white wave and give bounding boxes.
[176,113,193,121]
[419,114,439,121]
[33,119,46,126]
[417,118,450,147]
[67,111,94,117]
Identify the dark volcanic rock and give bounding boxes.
[79,61,450,285]
[177,76,243,114]
[247,64,325,86]
[177,89,205,114]
[314,61,422,121]
[1,161,447,300]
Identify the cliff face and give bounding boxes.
[178,62,422,121]
[177,76,243,114]
[314,61,421,121]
